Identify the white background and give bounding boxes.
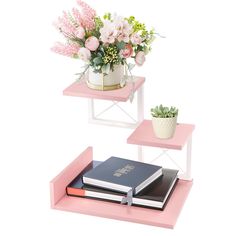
[0,0,236,235]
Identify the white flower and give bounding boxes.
[78,47,91,62]
[100,20,118,44]
[113,15,132,42]
[130,33,142,45]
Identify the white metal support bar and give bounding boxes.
[166,151,185,174]
[87,84,144,128]
[136,135,193,181]
[114,102,137,123]
[150,149,169,164]
[95,101,118,118]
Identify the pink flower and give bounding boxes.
[117,32,130,43]
[135,51,146,66]
[54,11,77,36]
[130,33,142,45]
[120,44,133,58]
[51,42,80,57]
[75,26,85,39]
[85,36,99,51]
[78,47,91,62]
[72,8,83,26]
[77,0,96,30]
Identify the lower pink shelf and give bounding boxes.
[50,147,192,229]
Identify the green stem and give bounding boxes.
[76,65,89,82]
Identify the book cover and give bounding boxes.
[82,156,162,194]
[67,161,178,210]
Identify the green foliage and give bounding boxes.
[94,16,103,31]
[89,44,124,74]
[72,54,79,59]
[89,46,104,73]
[102,45,121,65]
[102,63,110,75]
[134,44,144,54]
[126,16,147,34]
[127,63,135,71]
[126,16,135,24]
[144,29,156,45]
[125,15,156,56]
[151,105,178,118]
[93,56,103,65]
[116,41,126,50]
[69,38,84,47]
[75,65,89,81]
[103,12,111,20]
[88,16,103,38]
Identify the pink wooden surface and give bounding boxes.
[127,120,195,150]
[63,76,145,102]
[54,180,192,229]
[50,148,193,229]
[50,147,92,207]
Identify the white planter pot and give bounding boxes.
[87,65,125,90]
[152,116,178,139]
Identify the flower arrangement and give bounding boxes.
[51,0,156,79]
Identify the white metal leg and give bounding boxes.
[88,98,94,122]
[138,145,143,162]
[137,135,193,181]
[137,86,144,124]
[87,85,144,128]
[184,135,192,180]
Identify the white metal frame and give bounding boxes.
[88,86,144,128]
[137,135,193,181]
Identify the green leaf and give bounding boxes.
[97,52,103,57]
[102,63,110,75]
[99,47,105,54]
[93,57,103,65]
[116,41,126,50]
[72,54,79,59]
[150,104,178,118]
[103,12,111,20]
[128,63,135,71]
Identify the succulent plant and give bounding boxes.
[151,104,178,118]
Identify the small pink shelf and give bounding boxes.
[63,76,145,102]
[127,120,195,150]
[50,147,192,229]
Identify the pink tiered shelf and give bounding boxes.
[63,76,145,128]
[127,120,195,150]
[127,120,195,181]
[50,147,193,229]
[63,76,145,102]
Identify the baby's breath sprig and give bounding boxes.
[102,45,120,65]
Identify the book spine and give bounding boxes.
[66,187,85,197]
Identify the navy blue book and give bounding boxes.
[82,156,162,195]
[67,161,178,210]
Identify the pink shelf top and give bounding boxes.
[127,120,195,150]
[63,76,145,102]
[50,147,193,229]
[54,180,192,229]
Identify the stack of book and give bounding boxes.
[66,156,178,210]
